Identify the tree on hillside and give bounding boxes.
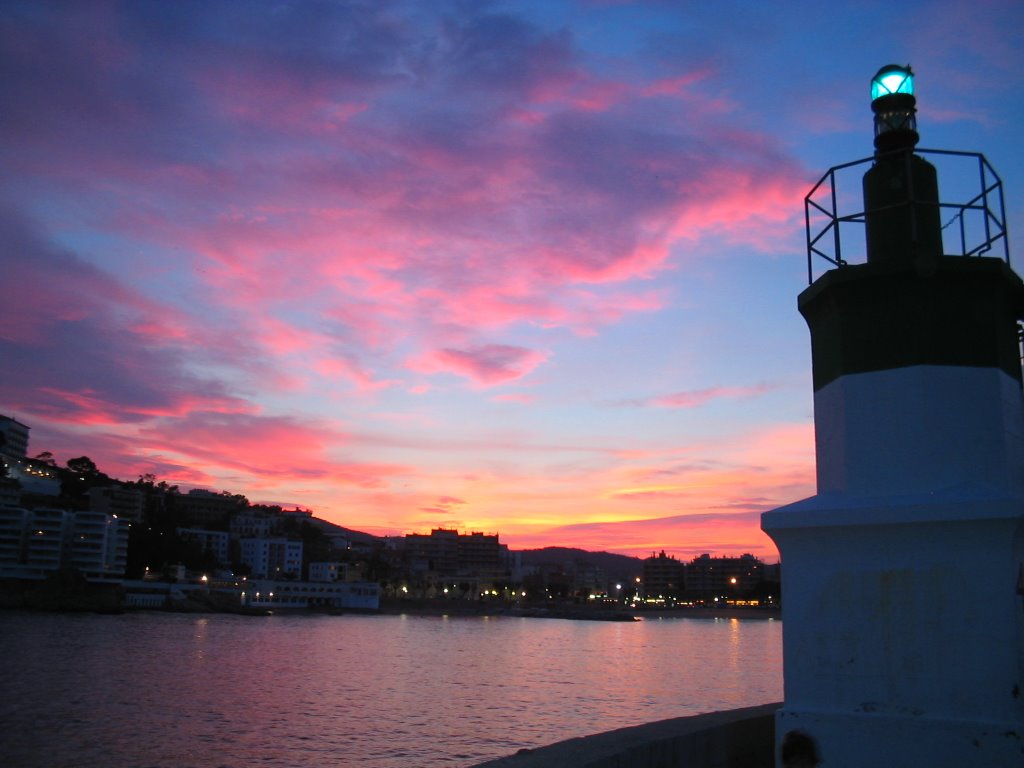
[66,456,99,475]
[33,451,57,467]
[58,455,113,505]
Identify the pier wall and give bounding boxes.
[472,702,780,768]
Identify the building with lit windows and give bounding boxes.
[403,528,506,577]
[5,457,60,496]
[69,510,129,582]
[88,485,144,522]
[685,553,764,602]
[243,578,379,611]
[309,561,360,582]
[642,550,684,600]
[0,506,127,582]
[404,528,458,574]
[239,537,302,578]
[24,508,73,577]
[0,507,74,579]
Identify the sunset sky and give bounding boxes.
[3,1,1023,560]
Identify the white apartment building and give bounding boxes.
[0,506,129,582]
[239,538,302,578]
[0,414,29,459]
[230,509,279,538]
[70,510,129,582]
[0,506,30,575]
[178,527,230,566]
[308,561,350,582]
[244,578,379,611]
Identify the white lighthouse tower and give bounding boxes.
[762,65,1024,767]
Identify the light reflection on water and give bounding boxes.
[0,611,781,767]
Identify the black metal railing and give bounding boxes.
[804,148,1008,284]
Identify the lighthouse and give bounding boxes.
[761,65,1024,767]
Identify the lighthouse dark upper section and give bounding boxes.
[798,65,1024,393]
[799,256,1024,391]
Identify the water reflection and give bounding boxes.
[0,612,781,767]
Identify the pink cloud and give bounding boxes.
[491,393,536,404]
[666,167,806,251]
[640,71,710,98]
[416,495,468,516]
[0,2,848,560]
[312,357,395,393]
[136,412,410,489]
[648,383,775,409]
[530,75,631,113]
[31,387,254,426]
[408,344,549,386]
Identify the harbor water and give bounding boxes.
[0,611,782,767]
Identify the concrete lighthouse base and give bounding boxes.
[775,709,1023,767]
[762,493,1024,767]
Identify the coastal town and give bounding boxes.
[0,413,779,617]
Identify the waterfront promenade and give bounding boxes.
[473,703,780,768]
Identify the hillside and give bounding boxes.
[517,547,643,581]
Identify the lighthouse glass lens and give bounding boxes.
[871,70,914,100]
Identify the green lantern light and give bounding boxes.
[871,65,915,101]
[870,64,918,152]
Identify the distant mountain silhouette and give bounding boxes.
[308,517,381,545]
[517,547,642,581]
[308,520,643,578]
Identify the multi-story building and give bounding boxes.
[180,489,245,527]
[0,506,127,581]
[0,414,29,460]
[404,528,458,574]
[239,537,302,578]
[684,553,764,601]
[308,561,368,582]
[0,479,21,509]
[402,529,506,577]
[89,485,144,522]
[458,531,505,576]
[23,507,74,579]
[642,550,685,599]
[230,508,280,539]
[242,578,379,611]
[178,527,231,566]
[0,506,30,576]
[69,510,129,582]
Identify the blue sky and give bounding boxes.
[2,0,1022,559]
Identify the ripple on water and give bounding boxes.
[0,612,781,767]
